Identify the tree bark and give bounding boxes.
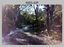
[49,5,54,30]
[46,5,50,34]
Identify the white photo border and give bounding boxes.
[0,0,64,47]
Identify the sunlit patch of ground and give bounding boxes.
[2,29,62,45]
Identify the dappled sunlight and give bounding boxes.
[55,25,61,27]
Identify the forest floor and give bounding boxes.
[2,30,62,45]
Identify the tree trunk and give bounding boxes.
[46,5,50,35]
[49,5,54,30]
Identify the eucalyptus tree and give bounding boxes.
[49,5,54,29]
[2,5,9,36]
[44,5,50,34]
[43,5,54,35]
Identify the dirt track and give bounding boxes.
[2,31,62,45]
